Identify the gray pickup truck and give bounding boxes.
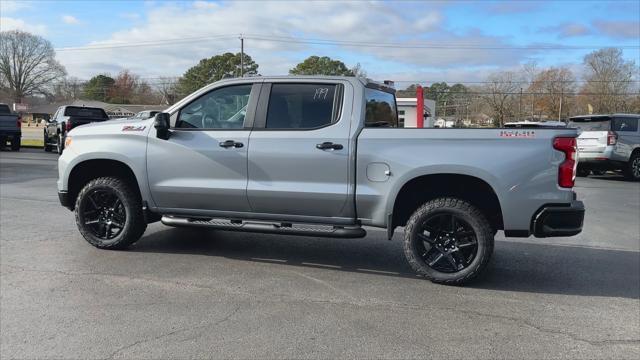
[57,76,584,284]
[0,103,21,151]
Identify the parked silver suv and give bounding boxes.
[569,114,640,180]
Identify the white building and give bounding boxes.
[396,98,436,128]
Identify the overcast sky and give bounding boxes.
[1,0,638,86]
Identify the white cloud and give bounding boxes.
[0,17,47,35]
[54,1,536,81]
[119,12,141,20]
[593,20,640,39]
[0,0,32,13]
[62,15,80,25]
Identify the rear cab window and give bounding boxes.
[64,107,108,120]
[0,104,11,114]
[365,87,398,128]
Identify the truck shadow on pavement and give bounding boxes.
[132,228,639,299]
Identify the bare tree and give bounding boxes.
[155,77,181,105]
[50,77,84,102]
[0,30,66,103]
[110,70,138,104]
[581,48,637,113]
[528,67,576,120]
[482,71,522,126]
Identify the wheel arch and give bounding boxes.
[67,159,141,211]
[389,172,504,234]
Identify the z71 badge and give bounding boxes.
[122,125,146,132]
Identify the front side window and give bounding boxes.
[365,88,397,127]
[611,117,638,132]
[177,84,252,129]
[266,84,339,129]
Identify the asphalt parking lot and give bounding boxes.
[1,148,639,359]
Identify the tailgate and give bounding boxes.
[0,115,19,131]
[577,130,608,153]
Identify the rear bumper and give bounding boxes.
[531,201,585,238]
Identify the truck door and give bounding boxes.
[246,82,354,220]
[146,83,259,213]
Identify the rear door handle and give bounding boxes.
[219,140,244,148]
[316,142,343,150]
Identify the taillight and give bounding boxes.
[65,121,72,131]
[553,137,577,188]
[607,131,617,145]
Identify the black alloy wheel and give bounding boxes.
[80,188,126,242]
[416,213,478,273]
[403,198,494,284]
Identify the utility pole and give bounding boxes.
[519,87,522,121]
[558,88,563,121]
[240,34,244,77]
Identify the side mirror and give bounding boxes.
[154,113,171,140]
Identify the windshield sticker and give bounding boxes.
[499,130,536,138]
[122,125,146,132]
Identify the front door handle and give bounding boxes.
[219,140,244,148]
[316,142,343,150]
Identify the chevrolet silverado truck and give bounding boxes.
[0,103,21,151]
[57,76,584,284]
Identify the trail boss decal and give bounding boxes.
[122,125,146,132]
[499,130,536,138]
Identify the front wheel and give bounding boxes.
[74,177,147,249]
[625,152,640,181]
[403,198,494,285]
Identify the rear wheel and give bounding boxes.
[625,152,640,181]
[74,177,146,249]
[403,197,494,285]
[576,167,590,177]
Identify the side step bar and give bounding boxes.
[161,216,367,238]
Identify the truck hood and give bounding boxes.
[68,118,154,137]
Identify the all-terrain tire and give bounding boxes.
[74,177,147,249]
[624,151,640,181]
[403,197,494,285]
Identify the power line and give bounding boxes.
[54,33,640,52]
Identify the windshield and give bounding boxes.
[568,117,611,131]
[64,106,108,119]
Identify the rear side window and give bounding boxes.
[64,107,108,119]
[266,84,340,129]
[365,88,397,127]
[0,104,11,114]
[611,117,638,132]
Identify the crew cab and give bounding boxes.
[57,76,585,284]
[44,105,109,154]
[0,103,21,151]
